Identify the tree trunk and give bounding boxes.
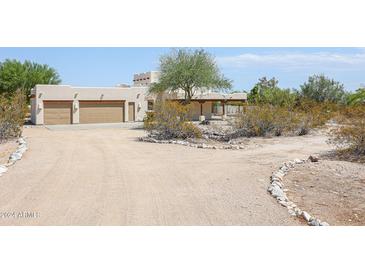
[183,88,192,105]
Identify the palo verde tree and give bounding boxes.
[149,49,232,103]
[0,59,61,102]
[299,74,347,104]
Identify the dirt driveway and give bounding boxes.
[0,126,331,225]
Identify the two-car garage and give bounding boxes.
[31,84,149,125]
[43,100,126,125]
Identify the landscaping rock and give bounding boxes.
[18,137,26,145]
[309,218,321,226]
[276,194,288,201]
[0,165,8,175]
[279,201,288,207]
[294,207,302,216]
[302,211,311,222]
[270,186,285,198]
[267,157,330,226]
[294,158,304,164]
[308,155,319,162]
[271,180,283,188]
[9,152,22,162]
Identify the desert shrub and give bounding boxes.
[0,89,27,142]
[144,100,202,139]
[347,88,365,106]
[233,104,323,137]
[143,111,155,131]
[328,106,365,156]
[294,98,339,128]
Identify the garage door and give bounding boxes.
[44,101,72,125]
[79,101,124,124]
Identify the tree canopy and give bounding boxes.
[0,59,61,101]
[149,49,232,103]
[248,77,297,107]
[299,74,347,104]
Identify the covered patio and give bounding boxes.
[171,92,247,120]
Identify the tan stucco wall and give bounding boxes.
[31,84,246,125]
[31,85,150,125]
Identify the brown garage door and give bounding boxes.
[44,101,72,125]
[79,101,124,124]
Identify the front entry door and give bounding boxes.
[128,102,135,122]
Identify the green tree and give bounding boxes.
[0,59,61,101]
[248,77,297,107]
[299,74,347,103]
[347,88,365,106]
[149,49,232,103]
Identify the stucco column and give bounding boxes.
[124,101,129,122]
[37,98,44,125]
[72,100,80,124]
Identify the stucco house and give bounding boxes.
[30,71,247,125]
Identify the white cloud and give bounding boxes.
[216,51,365,70]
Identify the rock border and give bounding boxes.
[139,136,246,150]
[267,157,330,226]
[0,137,28,177]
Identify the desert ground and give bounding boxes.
[0,140,17,164]
[0,124,342,226]
[285,160,365,225]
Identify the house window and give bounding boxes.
[148,100,154,111]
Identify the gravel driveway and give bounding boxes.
[0,126,331,225]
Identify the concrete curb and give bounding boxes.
[267,157,330,226]
[0,137,28,177]
[139,136,246,150]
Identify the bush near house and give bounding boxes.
[144,100,202,140]
[0,90,27,142]
[234,105,311,137]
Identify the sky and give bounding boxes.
[0,47,364,92]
